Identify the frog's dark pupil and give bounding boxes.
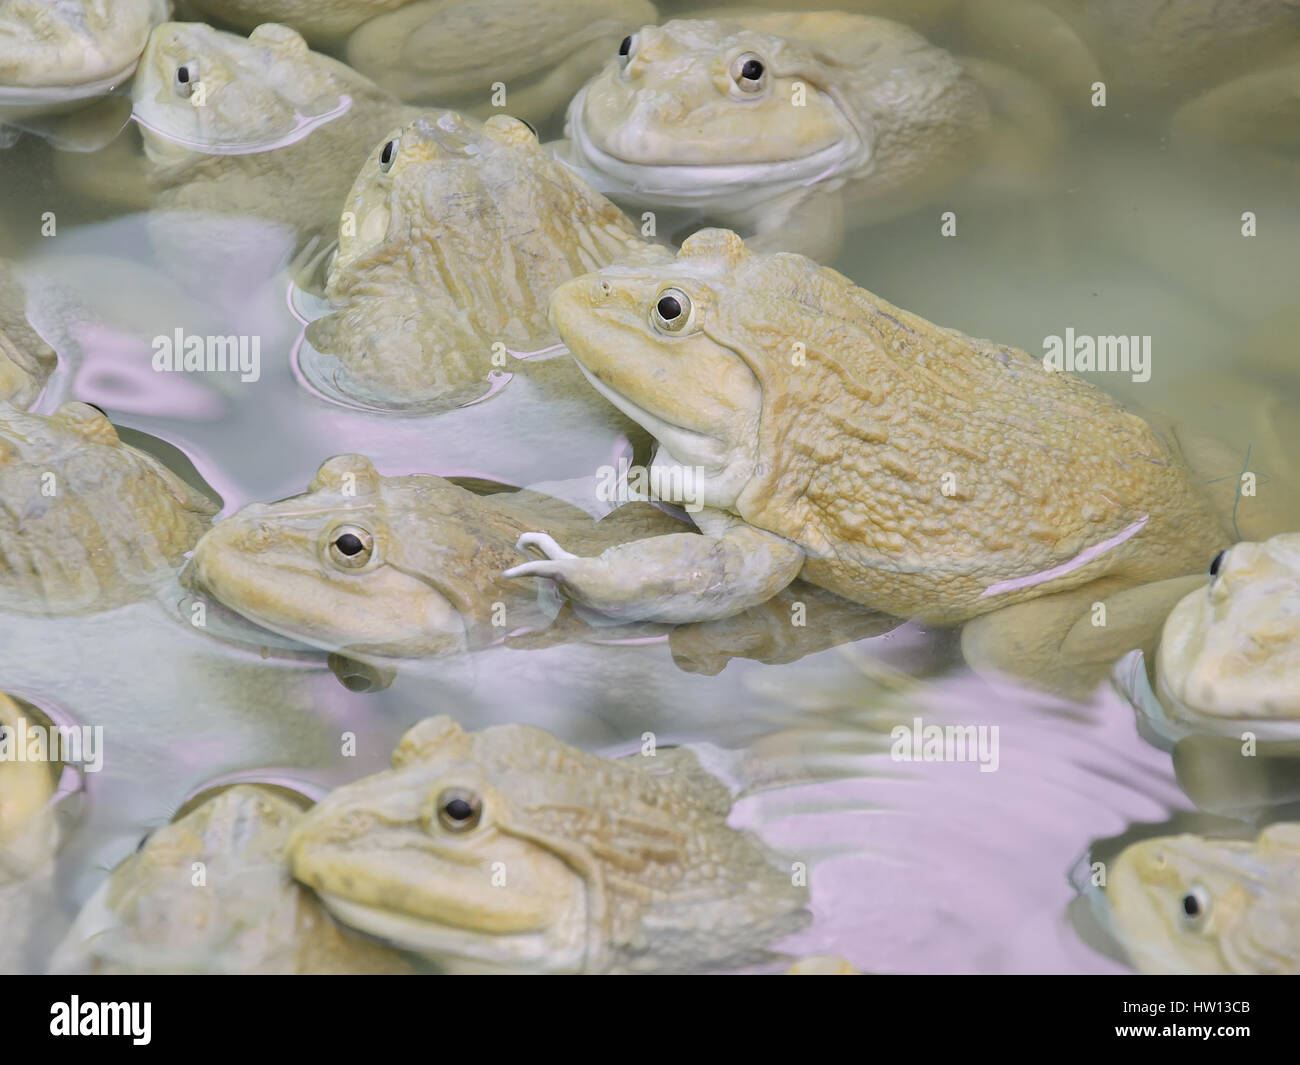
[335,533,365,556]
[741,58,763,81]
[178,66,191,83]
[380,141,395,165]
[657,295,681,321]
[619,35,632,56]
[1182,893,1201,918]
[1208,549,1225,577]
[445,798,473,821]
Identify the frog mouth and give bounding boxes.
[315,893,590,973]
[564,85,872,212]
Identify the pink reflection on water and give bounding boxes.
[70,320,227,420]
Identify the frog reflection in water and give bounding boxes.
[288,716,810,973]
[507,229,1228,637]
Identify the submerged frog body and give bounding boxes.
[182,453,687,658]
[60,22,418,245]
[961,0,1300,117]
[0,260,56,408]
[0,0,167,138]
[1100,823,1300,975]
[305,110,664,409]
[0,402,218,615]
[508,229,1227,626]
[562,13,1054,257]
[184,0,656,128]
[288,716,810,973]
[52,785,413,974]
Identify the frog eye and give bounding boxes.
[327,524,374,568]
[1179,885,1211,930]
[378,137,399,172]
[435,787,482,832]
[617,34,636,69]
[1208,549,1227,578]
[730,52,767,94]
[651,287,693,334]
[175,61,199,97]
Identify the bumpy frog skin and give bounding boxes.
[1102,823,1300,974]
[0,0,166,104]
[62,22,417,239]
[184,0,654,127]
[183,453,686,658]
[0,691,58,884]
[509,229,1227,626]
[563,14,991,255]
[288,716,809,973]
[1154,534,1300,732]
[305,110,664,409]
[0,260,56,409]
[0,402,218,615]
[52,785,412,974]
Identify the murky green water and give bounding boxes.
[1,0,1297,974]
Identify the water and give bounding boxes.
[1,0,1297,974]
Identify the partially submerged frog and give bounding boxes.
[508,229,1227,627]
[182,453,688,658]
[0,0,166,144]
[59,21,418,246]
[1097,823,1300,975]
[288,716,810,973]
[0,259,56,408]
[52,784,413,974]
[304,110,664,409]
[0,691,59,884]
[960,0,1300,117]
[0,402,219,615]
[562,13,1058,257]
[184,0,655,129]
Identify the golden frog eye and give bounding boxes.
[730,52,767,94]
[1208,549,1227,578]
[175,60,199,97]
[378,136,399,172]
[327,524,374,568]
[435,787,482,832]
[651,287,693,334]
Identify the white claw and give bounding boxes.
[514,532,578,561]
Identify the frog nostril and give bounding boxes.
[598,280,612,298]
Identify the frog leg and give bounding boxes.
[503,516,805,624]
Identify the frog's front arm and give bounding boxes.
[503,509,806,624]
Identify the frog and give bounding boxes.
[1106,534,1300,816]
[56,21,420,249]
[958,0,1300,117]
[1096,823,1300,975]
[181,1,656,132]
[303,109,667,410]
[0,0,167,145]
[51,784,414,974]
[181,453,691,658]
[0,259,56,408]
[0,401,219,615]
[287,715,810,973]
[559,12,1062,259]
[505,228,1229,635]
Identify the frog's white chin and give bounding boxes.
[563,87,871,214]
[317,892,590,974]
